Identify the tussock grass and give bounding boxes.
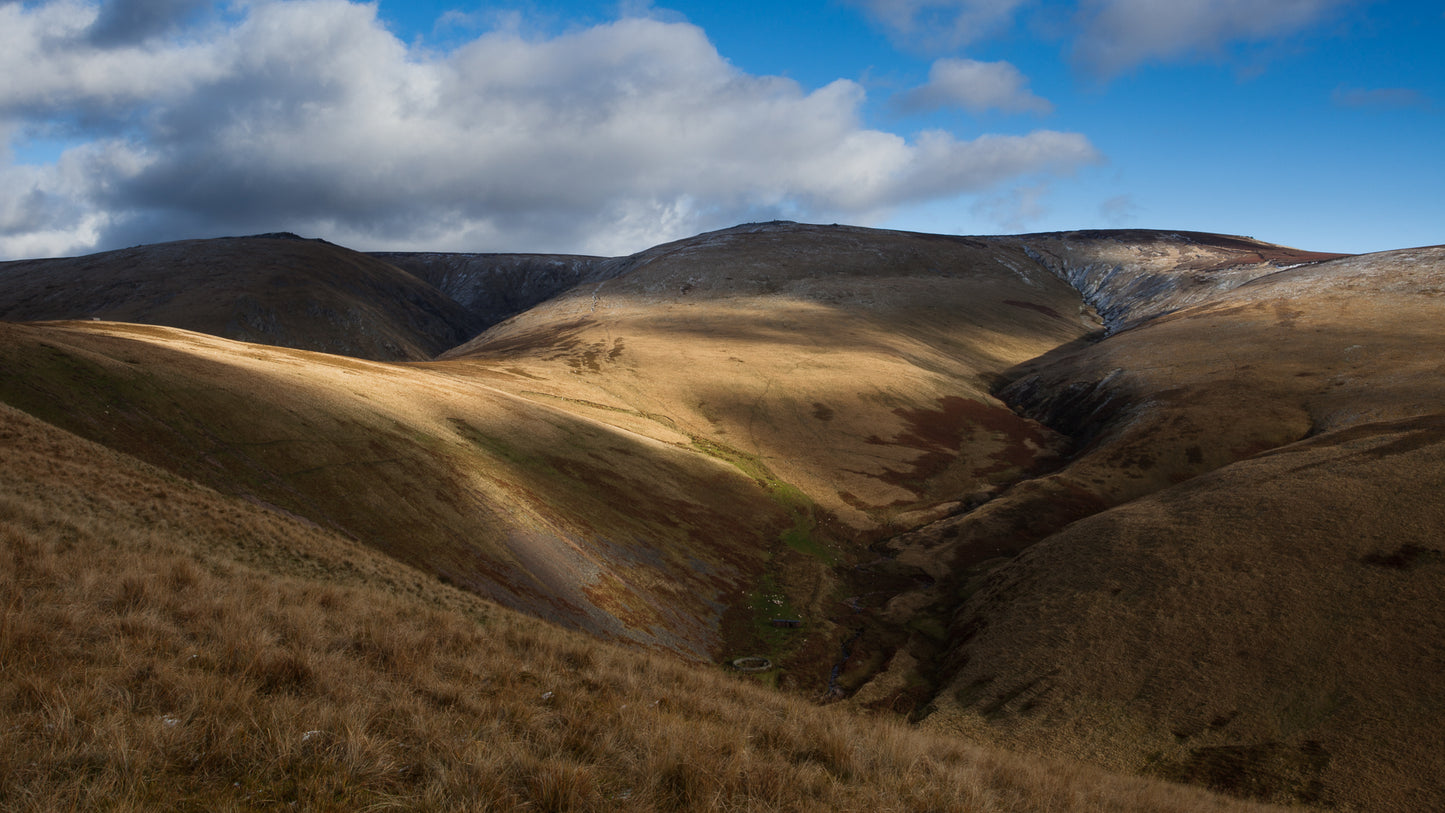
[0,404,1270,811]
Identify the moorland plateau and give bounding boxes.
[1,222,1440,810]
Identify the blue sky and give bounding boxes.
[0,0,1439,259]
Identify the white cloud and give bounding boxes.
[850,0,1358,77]
[0,0,1101,258]
[971,180,1051,231]
[1072,0,1355,76]
[848,0,1029,48]
[899,58,1053,114]
[1099,193,1140,225]
[1332,85,1432,110]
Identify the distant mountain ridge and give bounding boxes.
[0,223,1354,361]
[0,235,478,361]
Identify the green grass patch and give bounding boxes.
[906,614,950,643]
[690,435,837,565]
[769,481,836,565]
[746,573,804,660]
[689,435,772,483]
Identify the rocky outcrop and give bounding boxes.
[373,252,624,331]
[993,229,1348,331]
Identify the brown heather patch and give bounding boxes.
[0,403,1271,812]
[1003,300,1065,320]
[866,395,1067,499]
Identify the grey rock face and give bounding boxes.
[991,230,1347,332]
[373,252,626,332]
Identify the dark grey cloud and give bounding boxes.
[88,0,212,47]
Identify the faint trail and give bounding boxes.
[746,376,775,452]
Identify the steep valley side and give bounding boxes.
[860,245,1445,810]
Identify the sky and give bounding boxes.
[0,0,1440,260]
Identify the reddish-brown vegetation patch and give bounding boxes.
[1004,300,1064,319]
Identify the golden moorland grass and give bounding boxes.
[3,225,1439,810]
[0,317,790,658]
[0,403,1275,812]
[0,223,1108,697]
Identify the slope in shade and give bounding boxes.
[0,234,481,361]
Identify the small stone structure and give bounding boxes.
[731,656,773,672]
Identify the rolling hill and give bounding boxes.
[0,234,479,361]
[1,221,1439,809]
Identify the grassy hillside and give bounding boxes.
[907,246,1445,809]
[0,318,794,657]
[0,235,479,361]
[439,222,1110,690]
[373,251,612,332]
[445,223,1095,531]
[0,401,1272,812]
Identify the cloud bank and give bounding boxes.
[0,0,1099,258]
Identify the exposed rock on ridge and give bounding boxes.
[997,229,1349,331]
[372,251,622,332]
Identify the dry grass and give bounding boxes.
[0,317,788,658]
[0,403,1271,811]
[912,247,1445,810]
